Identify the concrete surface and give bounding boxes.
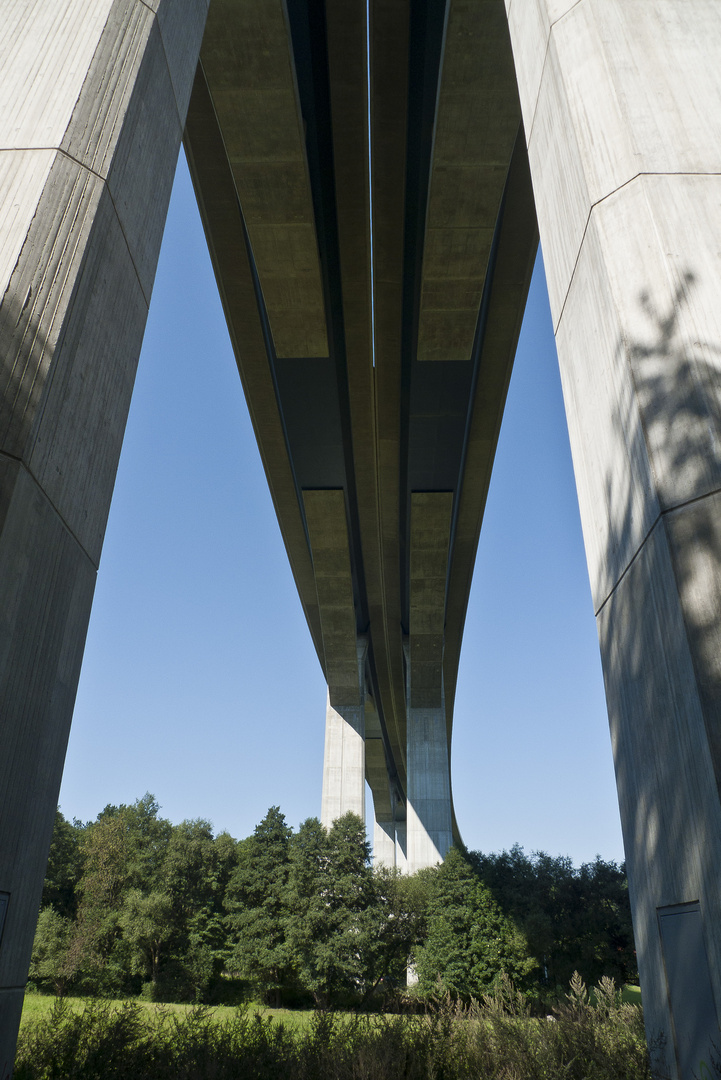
[4,3,719,1074]
[0,0,207,1067]
[507,1,721,1073]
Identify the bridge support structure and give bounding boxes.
[0,1,720,1075]
[508,1,721,1074]
[404,494,454,875]
[0,0,207,1066]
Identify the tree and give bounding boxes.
[41,810,84,920]
[358,865,424,1003]
[65,794,173,994]
[469,845,637,987]
[29,908,73,996]
[225,807,293,1004]
[415,847,536,998]
[286,813,377,1007]
[119,888,174,988]
[159,818,234,1000]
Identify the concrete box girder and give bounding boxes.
[199,0,329,359]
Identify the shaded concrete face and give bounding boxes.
[199,0,329,359]
[373,817,397,867]
[0,0,207,1066]
[507,1,721,1073]
[365,699,403,866]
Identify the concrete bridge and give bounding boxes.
[1,1,721,1075]
[183,0,537,877]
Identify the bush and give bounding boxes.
[15,974,650,1080]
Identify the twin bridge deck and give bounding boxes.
[3,0,721,1072]
[184,0,537,874]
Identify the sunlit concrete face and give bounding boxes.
[321,690,366,826]
[508,1,721,1074]
[0,0,208,1066]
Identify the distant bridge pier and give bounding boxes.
[321,685,367,827]
[509,1,721,1074]
[365,696,402,866]
[404,495,454,875]
[371,817,398,867]
[304,491,367,827]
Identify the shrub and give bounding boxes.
[15,974,651,1080]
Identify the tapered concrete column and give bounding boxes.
[0,0,207,1067]
[395,822,408,873]
[321,637,368,827]
[507,2,721,1074]
[406,676,453,875]
[373,817,397,867]
[321,689,366,826]
[405,494,454,875]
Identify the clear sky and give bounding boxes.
[58,149,625,867]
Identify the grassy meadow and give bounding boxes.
[21,993,310,1030]
[16,976,650,1080]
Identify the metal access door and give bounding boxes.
[658,902,719,1079]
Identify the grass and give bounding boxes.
[21,994,311,1031]
[16,976,651,1080]
[21,984,643,1024]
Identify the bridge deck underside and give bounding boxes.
[184,0,538,822]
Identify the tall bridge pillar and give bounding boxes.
[508,1,721,1073]
[321,640,368,827]
[404,494,454,875]
[0,0,207,1066]
[304,491,368,827]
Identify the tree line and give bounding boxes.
[30,795,637,1006]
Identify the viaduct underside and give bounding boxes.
[1,1,721,1076]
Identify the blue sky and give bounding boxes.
[58,149,625,866]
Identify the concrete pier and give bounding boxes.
[0,0,207,1066]
[1,2,721,1074]
[372,817,398,867]
[321,690,366,826]
[404,494,454,874]
[507,1,721,1073]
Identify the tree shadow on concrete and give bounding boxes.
[595,268,721,1079]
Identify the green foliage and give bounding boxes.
[30,799,638,1010]
[358,866,425,1003]
[29,909,73,996]
[15,978,651,1080]
[224,806,293,1004]
[414,847,536,997]
[286,812,377,1007]
[160,818,233,1001]
[119,889,174,986]
[469,844,638,988]
[41,811,84,920]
